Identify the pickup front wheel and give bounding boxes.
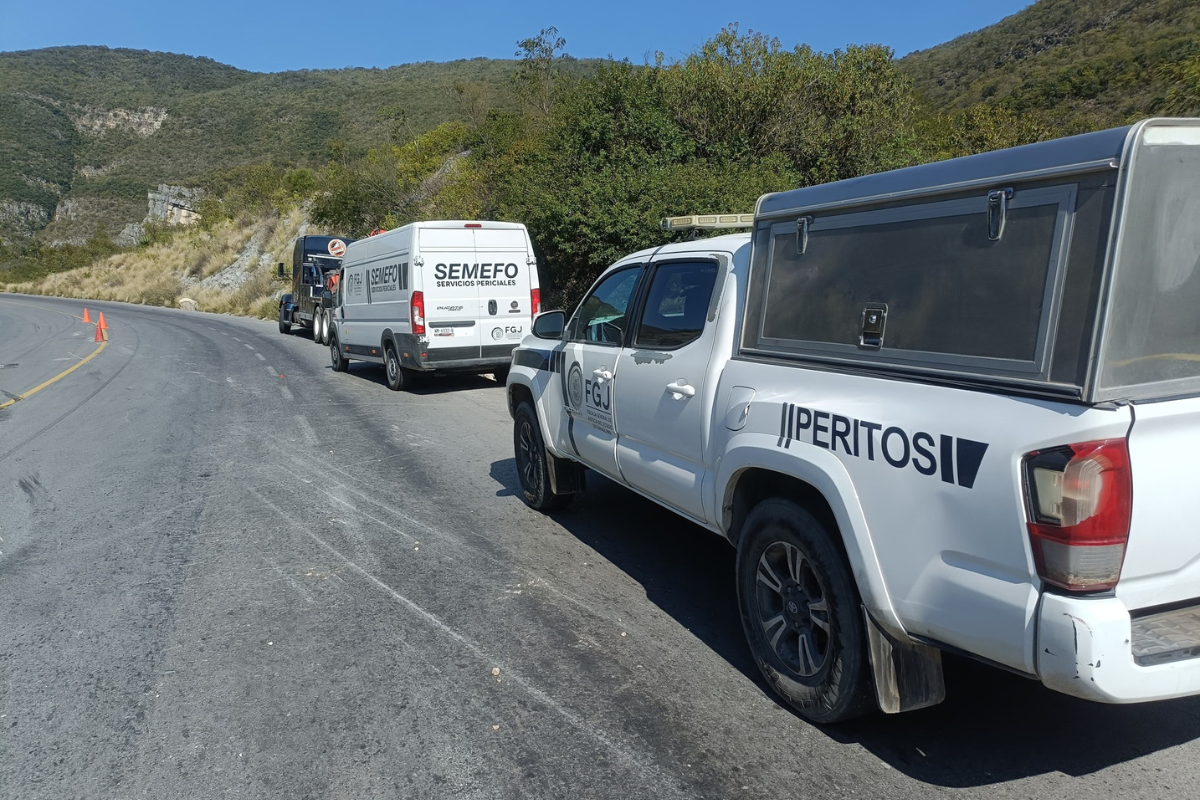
[514,401,572,511]
[736,498,875,724]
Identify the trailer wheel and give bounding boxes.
[384,344,409,391]
[736,498,875,724]
[513,401,573,511]
[313,310,325,344]
[278,305,292,334]
[329,333,349,373]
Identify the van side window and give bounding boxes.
[633,261,719,349]
[570,266,642,345]
[758,186,1075,373]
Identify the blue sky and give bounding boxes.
[0,0,1034,72]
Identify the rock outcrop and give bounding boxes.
[69,106,169,137]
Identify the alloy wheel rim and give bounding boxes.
[517,419,538,491]
[754,541,832,677]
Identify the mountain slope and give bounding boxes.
[0,46,533,243]
[898,0,1200,127]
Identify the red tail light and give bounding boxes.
[410,291,425,335]
[531,288,541,316]
[1023,439,1132,592]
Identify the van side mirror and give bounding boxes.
[277,262,285,279]
[532,310,566,340]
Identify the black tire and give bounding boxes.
[278,304,292,334]
[312,309,323,344]
[384,344,410,391]
[736,498,875,724]
[513,401,573,511]
[329,332,349,373]
[319,312,330,345]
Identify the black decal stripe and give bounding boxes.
[567,416,580,458]
[940,434,955,484]
[778,403,788,447]
[513,348,553,372]
[956,439,989,489]
[785,403,795,449]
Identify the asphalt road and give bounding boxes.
[2,292,1199,800]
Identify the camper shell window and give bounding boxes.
[1099,123,1200,401]
[750,184,1076,379]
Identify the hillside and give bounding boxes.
[899,0,1200,128]
[0,46,539,243]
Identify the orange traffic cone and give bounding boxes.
[82,308,92,323]
[94,324,105,342]
[97,312,108,330]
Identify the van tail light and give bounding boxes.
[1023,439,1132,592]
[531,288,541,316]
[410,291,425,335]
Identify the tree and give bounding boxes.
[513,26,568,116]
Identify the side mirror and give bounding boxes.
[277,262,285,279]
[320,289,333,308]
[532,310,566,340]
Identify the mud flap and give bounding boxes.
[547,453,586,495]
[864,608,946,714]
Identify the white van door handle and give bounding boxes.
[592,367,613,381]
[666,380,695,399]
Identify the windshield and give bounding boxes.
[1099,124,1200,399]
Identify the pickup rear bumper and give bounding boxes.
[1037,593,1200,703]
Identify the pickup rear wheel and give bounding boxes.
[736,498,875,724]
[384,344,409,391]
[514,401,572,511]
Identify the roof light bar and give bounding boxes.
[660,213,755,232]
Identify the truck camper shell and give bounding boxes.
[748,118,1200,404]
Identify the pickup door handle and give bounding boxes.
[666,380,696,399]
[592,367,613,381]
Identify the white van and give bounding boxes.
[328,220,541,390]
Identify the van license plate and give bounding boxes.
[433,327,454,337]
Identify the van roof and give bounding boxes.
[757,124,1134,219]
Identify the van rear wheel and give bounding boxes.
[736,498,875,724]
[514,401,573,511]
[384,344,410,391]
[330,333,349,373]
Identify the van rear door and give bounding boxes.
[419,227,484,360]
[473,227,534,360]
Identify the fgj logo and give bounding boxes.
[567,362,584,411]
[776,403,989,489]
[491,327,504,341]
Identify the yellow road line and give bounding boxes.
[0,339,108,411]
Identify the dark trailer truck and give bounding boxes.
[279,235,354,339]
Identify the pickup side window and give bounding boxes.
[753,185,1076,377]
[633,260,719,349]
[569,266,642,346]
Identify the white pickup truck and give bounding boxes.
[506,118,1200,723]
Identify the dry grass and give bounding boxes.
[0,207,307,319]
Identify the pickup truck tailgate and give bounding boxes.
[1117,396,1200,613]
